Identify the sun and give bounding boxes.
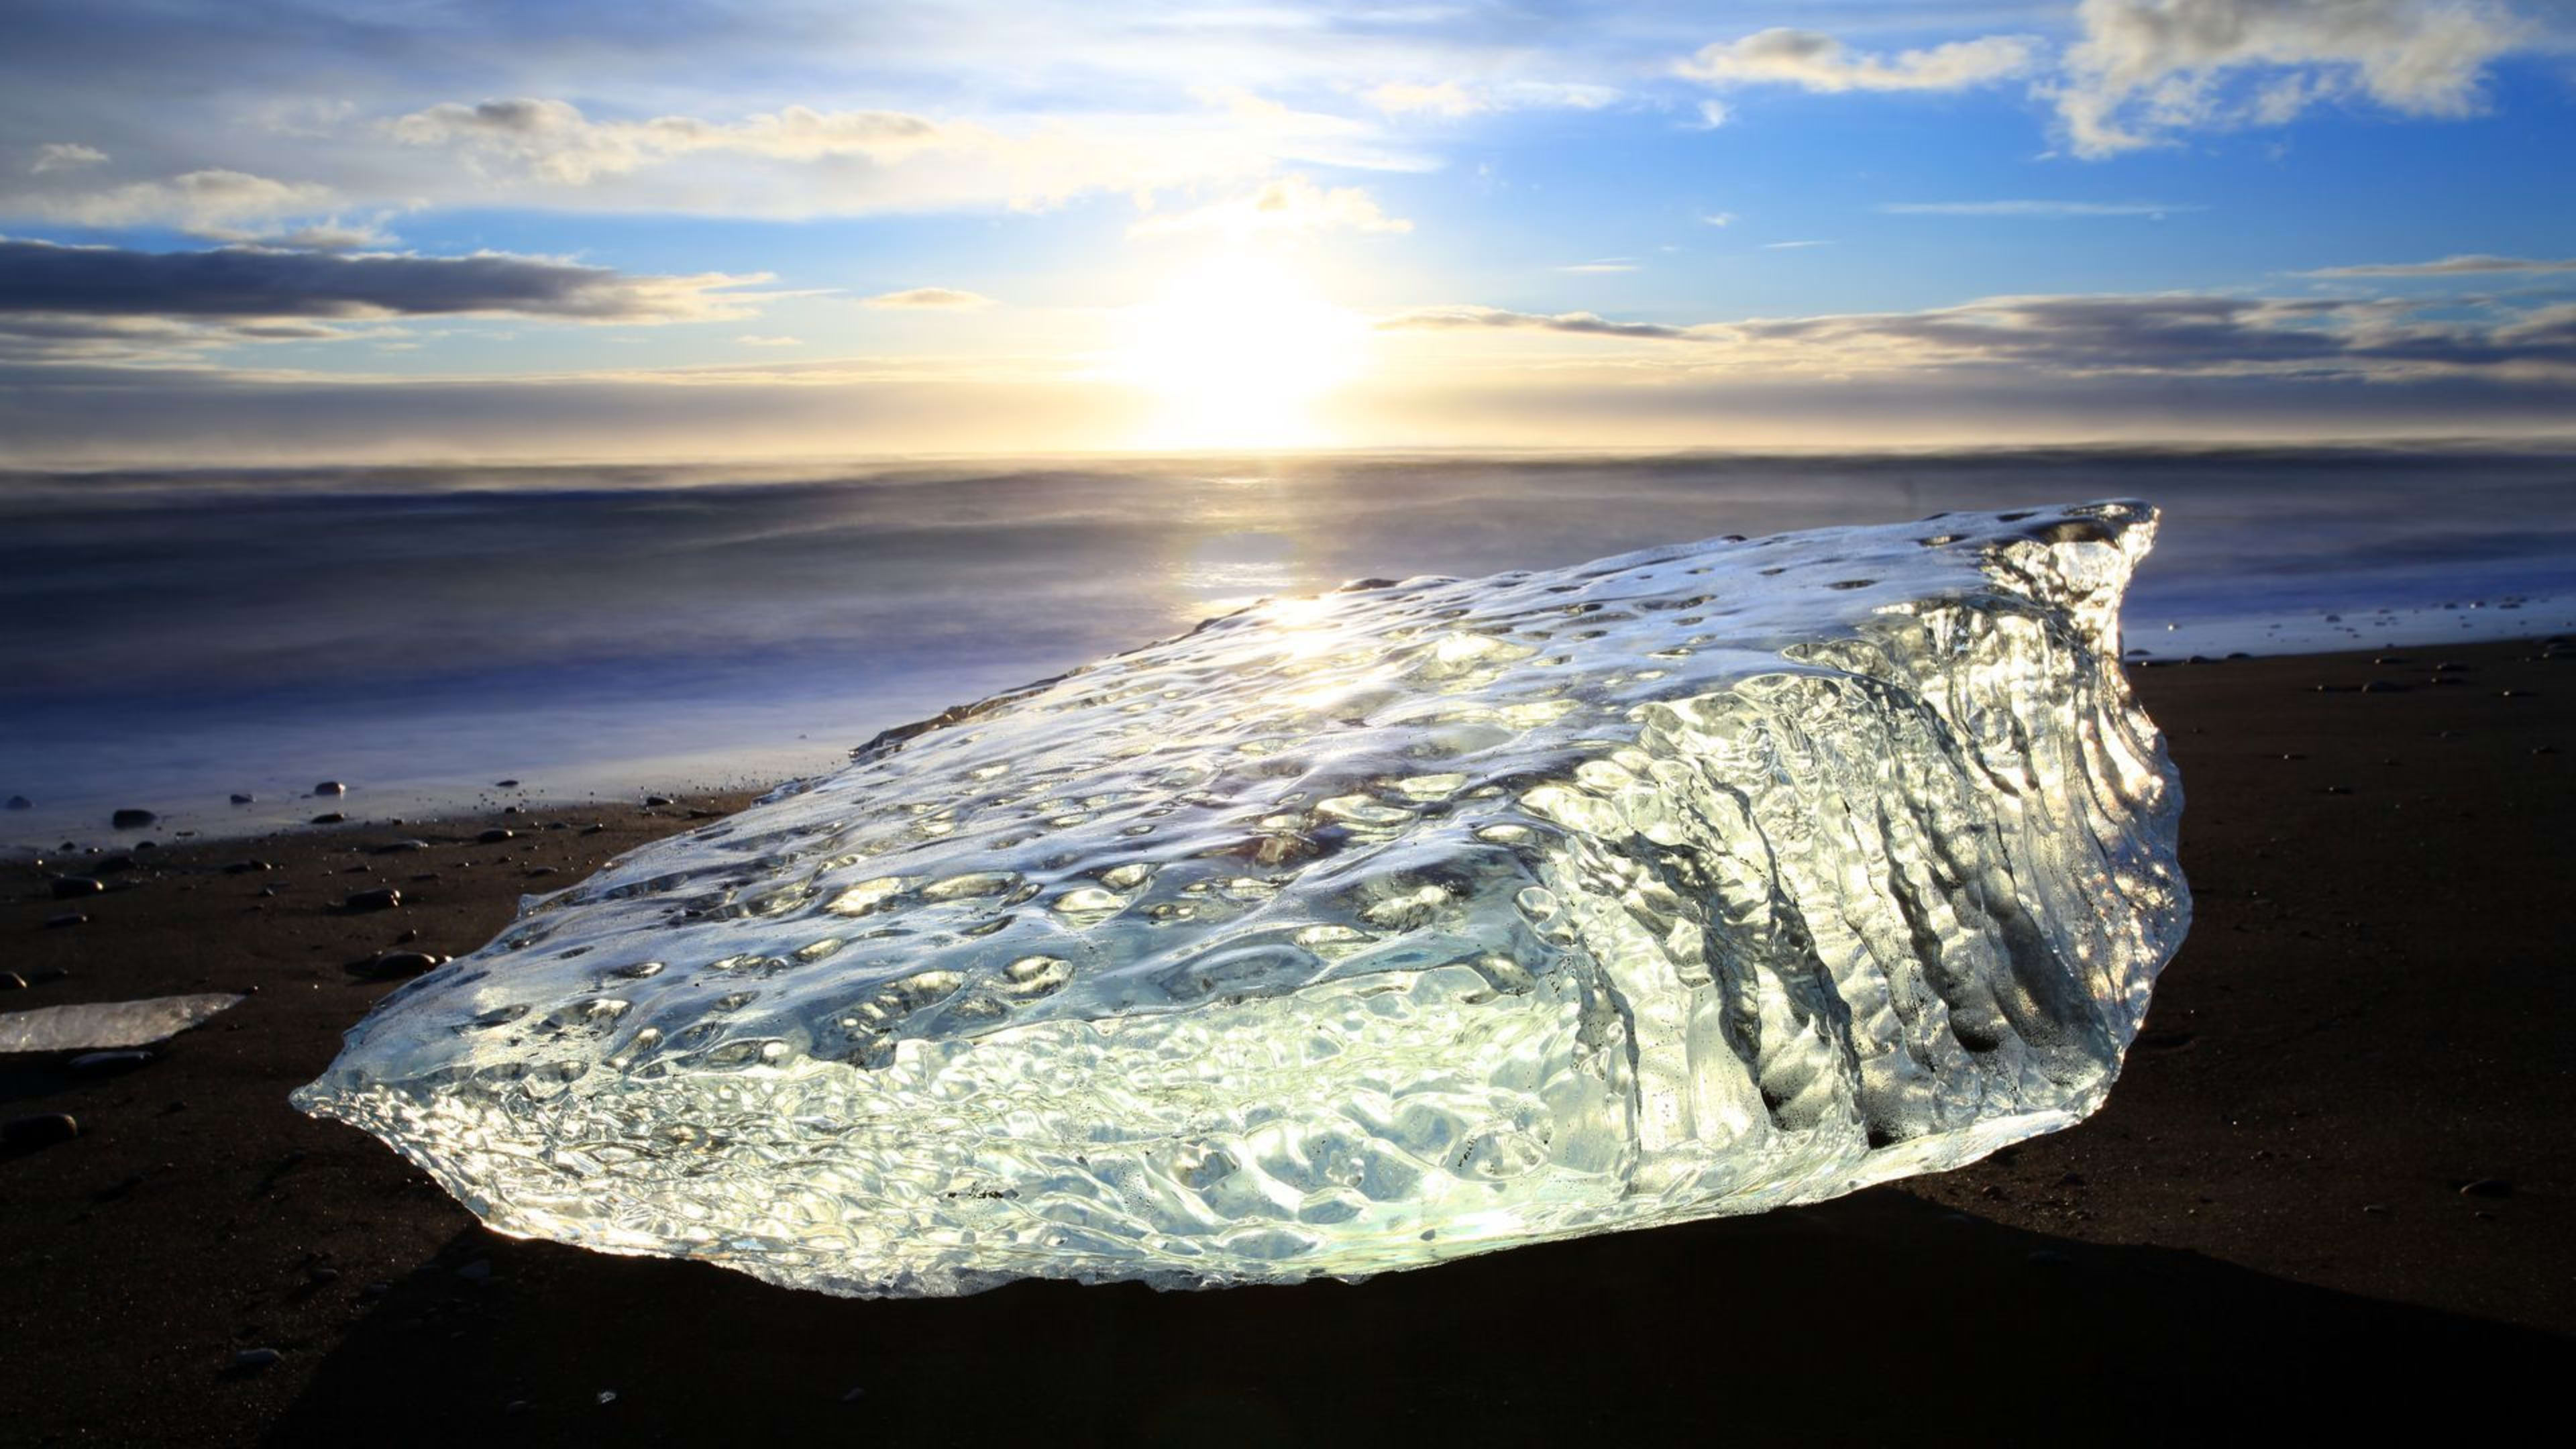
[1107,254,1371,449]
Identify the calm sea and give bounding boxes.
[6,447,2572,847]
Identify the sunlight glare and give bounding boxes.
[1108,254,1370,449]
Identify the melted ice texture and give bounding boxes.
[295,500,2188,1296]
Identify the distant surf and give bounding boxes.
[5,446,2571,845]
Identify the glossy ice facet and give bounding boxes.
[294,500,2188,1295]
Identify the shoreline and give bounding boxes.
[3,638,2570,1442]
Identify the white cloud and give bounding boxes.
[1883,200,2200,217]
[30,144,107,175]
[1677,28,2040,93]
[1368,79,1619,117]
[1128,175,1411,239]
[1765,239,1835,250]
[1692,99,1734,129]
[388,99,942,185]
[737,334,804,347]
[2053,0,2531,157]
[2305,254,2576,276]
[19,169,337,237]
[1558,259,1638,273]
[861,288,994,309]
[1701,211,1738,227]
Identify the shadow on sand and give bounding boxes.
[267,1185,2563,1445]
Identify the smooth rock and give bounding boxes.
[3,1114,78,1148]
[110,808,156,829]
[49,875,103,900]
[311,812,346,825]
[314,782,347,796]
[343,888,402,912]
[5,795,29,810]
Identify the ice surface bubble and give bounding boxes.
[293,500,2188,1297]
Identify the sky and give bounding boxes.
[2,0,2573,461]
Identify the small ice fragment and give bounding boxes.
[0,994,245,1053]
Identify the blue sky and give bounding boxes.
[2,1,2572,459]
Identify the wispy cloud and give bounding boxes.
[1764,239,1834,250]
[2305,254,2576,277]
[28,143,106,175]
[1378,305,1695,339]
[1677,28,2039,93]
[860,287,994,309]
[1883,200,2199,218]
[1128,175,1410,239]
[1557,258,1638,274]
[735,334,802,347]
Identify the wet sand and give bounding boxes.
[3,639,2569,1445]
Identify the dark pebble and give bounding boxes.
[526,866,558,878]
[230,1348,282,1372]
[495,779,520,788]
[644,796,674,808]
[343,887,402,912]
[223,860,275,875]
[0,972,24,989]
[311,812,346,825]
[2362,1203,2390,1215]
[111,808,156,829]
[313,781,347,796]
[369,950,447,978]
[3,1113,79,1148]
[478,828,516,844]
[372,839,432,855]
[229,793,255,804]
[2360,680,2409,694]
[49,875,104,900]
[5,795,30,810]
[2460,1178,2515,1198]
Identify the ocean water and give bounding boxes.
[5,447,2573,848]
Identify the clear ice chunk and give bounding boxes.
[293,500,2188,1296]
[1,994,244,1053]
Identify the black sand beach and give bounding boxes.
[3,639,2570,1446]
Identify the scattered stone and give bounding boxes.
[525,866,558,878]
[2322,784,2355,795]
[2460,1178,2515,1199]
[49,875,103,900]
[478,828,515,845]
[580,824,606,836]
[0,972,24,989]
[307,1266,340,1285]
[229,793,255,804]
[2362,1203,2390,1216]
[368,950,447,978]
[68,1050,153,1075]
[371,839,432,855]
[501,805,525,816]
[311,812,346,825]
[597,1391,619,1407]
[110,808,156,829]
[5,795,29,810]
[343,887,402,912]
[2359,680,2410,694]
[229,1348,282,1373]
[313,782,347,796]
[495,779,521,788]
[643,796,674,808]
[223,860,276,875]
[3,1113,79,1148]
